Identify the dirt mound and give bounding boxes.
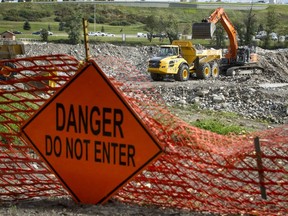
[257,48,288,83]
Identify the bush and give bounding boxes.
[109,20,131,26]
[3,9,51,21]
[192,119,247,135]
[126,14,143,24]
[23,20,31,30]
[54,17,61,22]
[3,10,23,21]
[19,10,51,21]
[87,15,106,24]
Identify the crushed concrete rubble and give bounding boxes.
[23,43,288,124]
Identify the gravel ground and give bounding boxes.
[0,197,219,216]
[22,42,288,127]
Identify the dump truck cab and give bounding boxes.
[158,45,179,57]
[148,44,190,81]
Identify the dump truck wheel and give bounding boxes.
[0,62,16,81]
[150,73,164,81]
[210,62,219,78]
[175,64,189,81]
[196,63,211,79]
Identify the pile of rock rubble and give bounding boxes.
[23,42,288,124]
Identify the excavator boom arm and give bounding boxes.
[208,8,238,59]
[192,7,238,60]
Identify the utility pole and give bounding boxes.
[94,4,96,32]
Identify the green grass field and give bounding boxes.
[1,2,288,43]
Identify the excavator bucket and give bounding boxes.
[192,23,216,39]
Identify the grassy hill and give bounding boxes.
[0,2,287,46]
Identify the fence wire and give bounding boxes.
[0,54,287,215]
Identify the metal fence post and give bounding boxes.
[254,136,267,200]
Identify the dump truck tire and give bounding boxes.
[174,64,189,81]
[150,73,164,81]
[196,63,211,79]
[210,62,219,78]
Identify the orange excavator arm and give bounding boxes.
[193,7,238,60]
[207,8,238,59]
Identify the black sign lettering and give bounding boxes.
[74,138,83,160]
[94,140,101,162]
[67,104,77,133]
[102,108,112,137]
[54,136,62,157]
[90,106,101,135]
[66,137,73,159]
[127,145,135,167]
[56,103,65,131]
[45,135,62,157]
[119,143,126,166]
[78,105,88,134]
[45,135,53,156]
[111,142,118,164]
[114,109,124,138]
[55,103,124,138]
[83,139,90,161]
[66,137,90,161]
[102,141,110,163]
[94,141,136,167]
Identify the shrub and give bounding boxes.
[109,20,131,26]
[191,119,247,135]
[3,9,51,22]
[23,20,31,30]
[87,15,106,24]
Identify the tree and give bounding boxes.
[23,20,31,30]
[257,24,264,33]
[159,14,179,44]
[40,28,49,42]
[144,15,159,42]
[235,22,245,46]
[244,7,257,46]
[213,25,225,49]
[59,21,65,31]
[263,8,279,48]
[266,8,278,34]
[182,24,191,36]
[62,6,83,45]
[144,14,180,43]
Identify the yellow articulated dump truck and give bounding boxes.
[148,40,222,81]
[0,40,25,81]
[0,40,25,60]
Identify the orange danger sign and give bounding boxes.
[21,60,162,204]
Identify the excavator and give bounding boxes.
[192,7,263,76]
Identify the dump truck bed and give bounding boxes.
[0,40,25,60]
[172,40,222,66]
[196,49,222,64]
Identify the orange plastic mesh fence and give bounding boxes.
[0,55,79,200]
[0,55,287,215]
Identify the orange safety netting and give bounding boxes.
[0,54,287,215]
